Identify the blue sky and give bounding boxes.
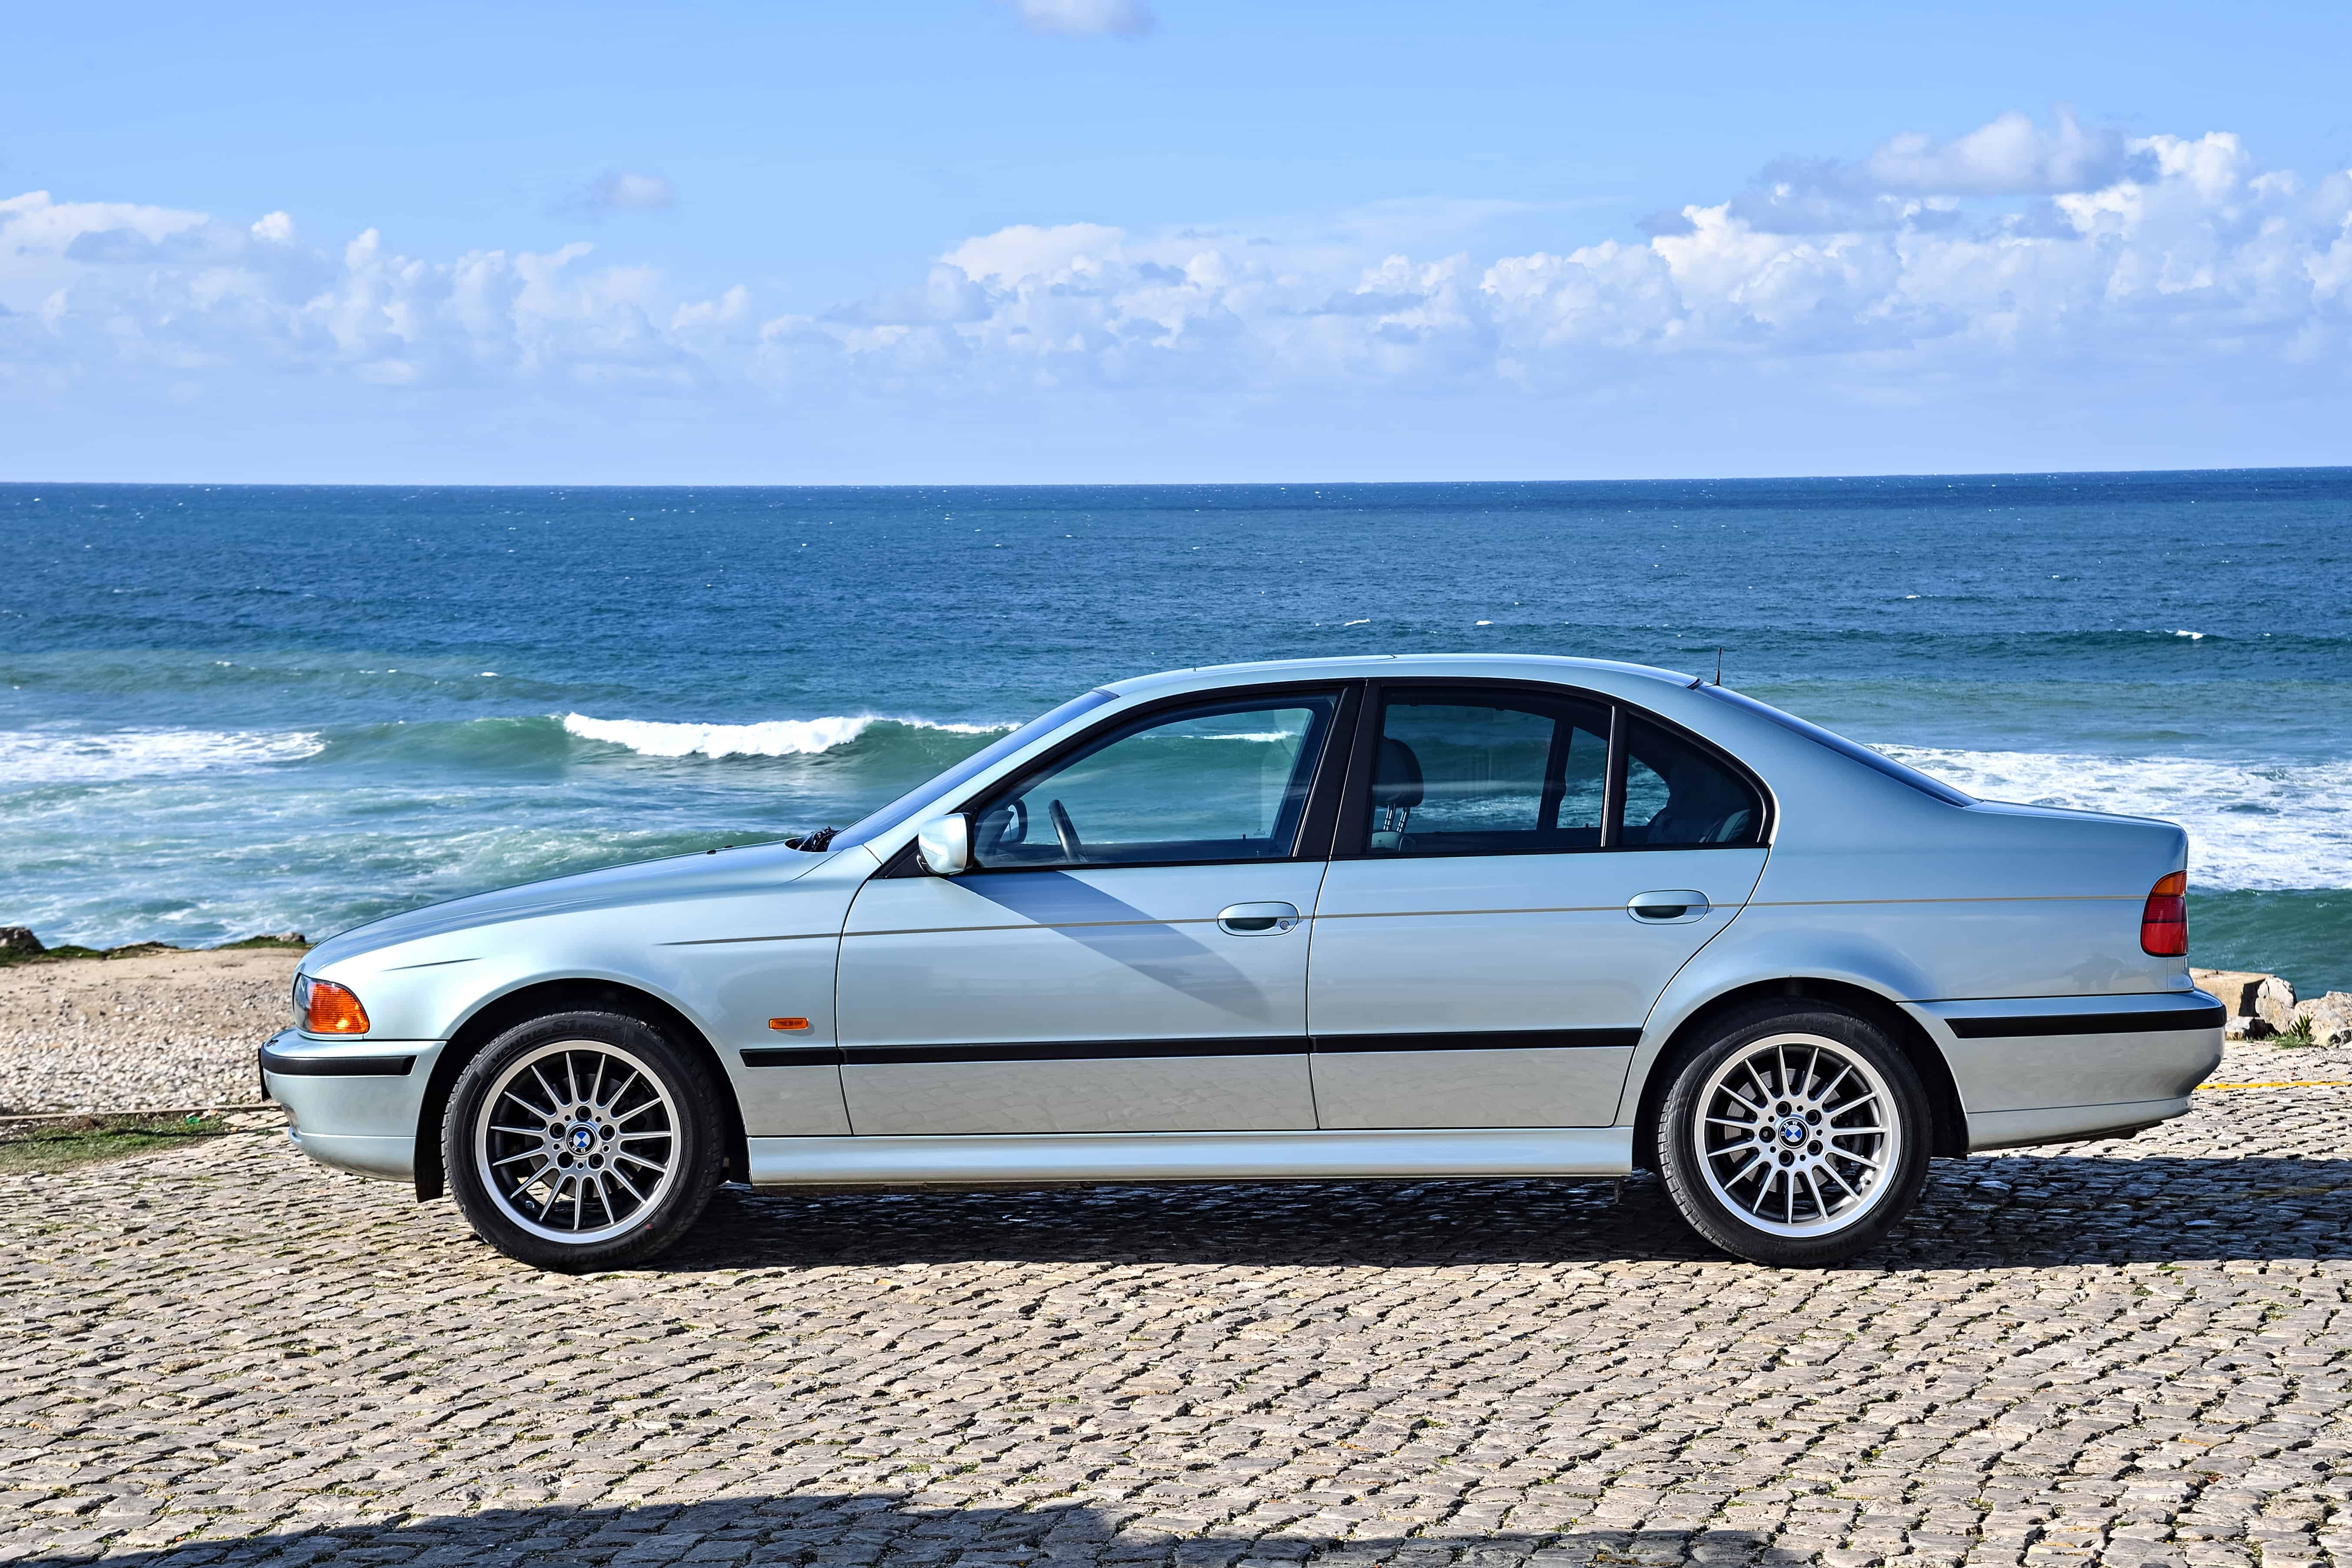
[6,0,2352,481]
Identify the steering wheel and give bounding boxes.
[1048,798,1083,862]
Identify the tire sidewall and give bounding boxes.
[443,1010,723,1271]
[1655,1003,1932,1266]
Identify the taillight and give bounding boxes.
[2140,871,2187,956]
[298,975,371,1034]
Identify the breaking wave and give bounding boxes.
[0,726,325,784]
[560,713,1005,759]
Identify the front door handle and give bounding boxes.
[1218,902,1301,935]
[1628,890,1710,923]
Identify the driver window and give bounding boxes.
[972,695,1338,869]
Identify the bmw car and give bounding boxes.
[262,656,2224,1269]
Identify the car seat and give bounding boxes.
[1371,736,1423,852]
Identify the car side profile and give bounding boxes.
[261,655,2224,1269]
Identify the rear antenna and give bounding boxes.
[1714,647,1723,686]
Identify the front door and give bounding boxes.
[838,689,1345,1135]
[1308,686,1768,1129]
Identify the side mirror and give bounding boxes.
[916,813,973,877]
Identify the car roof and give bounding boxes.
[1102,653,1701,699]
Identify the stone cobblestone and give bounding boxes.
[2,1043,2347,1568]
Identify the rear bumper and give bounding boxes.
[1907,991,2225,1153]
[260,1030,443,1181]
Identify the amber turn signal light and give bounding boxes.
[301,976,371,1034]
[2140,871,2188,957]
[767,1016,811,1032]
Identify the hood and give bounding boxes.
[305,841,841,970]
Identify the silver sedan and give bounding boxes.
[262,656,2223,1269]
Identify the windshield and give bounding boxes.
[828,688,1121,849]
[1695,683,1974,807]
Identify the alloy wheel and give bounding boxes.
[1693,1031,1902,1237]
[473,1039,680,1245]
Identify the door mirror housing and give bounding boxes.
[916,813,973,877]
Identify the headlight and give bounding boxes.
[293,973,371,1034]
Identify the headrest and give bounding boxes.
[1373,737,1423,809]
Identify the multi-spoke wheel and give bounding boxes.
[444,1011,723,1270]
[1656,1004,1931,1266]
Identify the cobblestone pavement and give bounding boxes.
[3,1044,2347,1568]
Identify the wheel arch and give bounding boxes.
[1628,976,1967,1169]
[412,978,748,1201]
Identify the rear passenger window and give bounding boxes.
[1364,690,1609,855]
[1620,717,1764,847]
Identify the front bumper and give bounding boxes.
[1908,991,2226,1152]
[261,1030,445,1181]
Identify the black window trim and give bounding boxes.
[878,680,1363,879]
[1332,677,1775,862]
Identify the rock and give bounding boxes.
[0,927,42,960]
[2224,1015,2264,1041]
[2193,969,2275,1016]
[2294,991,2352,1048]
[2255,975,2301,1036]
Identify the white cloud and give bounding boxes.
[1007,0,1155,38]
[1860,109,2138,195]
[564,169,678,218]
[6,113,2352,425]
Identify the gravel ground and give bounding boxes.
[0,1044,2347,1566]
[0,949,301,1114]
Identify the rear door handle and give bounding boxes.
[1628,890,1710,923]
[1218,902,1301,935]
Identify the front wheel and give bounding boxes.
[1655,1004,1932,1266]
[444,1011,724,1271]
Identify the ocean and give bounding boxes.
[3,471,2346,994]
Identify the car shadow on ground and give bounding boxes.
[7,1498,1872,1568]
[654,1154,2352,1271]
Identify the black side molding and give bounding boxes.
[259,1045,417,1077]
[1946,1004,2226,1040]
[744,1038,1310,1068]
[739,1029,1641,1069]
[1312,1028,1642,1053]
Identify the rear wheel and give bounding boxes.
[1655,1003,1931,1266]
[444,1011,723,1270]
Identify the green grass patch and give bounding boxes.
[0,1113,233,1175]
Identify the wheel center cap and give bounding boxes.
[568,1126,596,1154]
[1778,1115,1809,1146]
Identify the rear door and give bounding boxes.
[837,686,1351,1135]
[1307,683,1768,1129]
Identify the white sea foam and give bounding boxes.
[561,713,1002,759]
[0,727,325,785]
[1879,745,2352,892]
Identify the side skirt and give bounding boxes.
[745,1125,1634,1187]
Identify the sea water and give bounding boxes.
[3,472,2345,992]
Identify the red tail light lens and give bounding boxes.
[2140,871,2187,956]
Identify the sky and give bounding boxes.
[5,0,2352,482]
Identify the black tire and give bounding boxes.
[443,1010,724,1271]
[1654,1001,1932,1266]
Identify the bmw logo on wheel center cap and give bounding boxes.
[1778,1115,1809,1146]
[569,1126,596,1153]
